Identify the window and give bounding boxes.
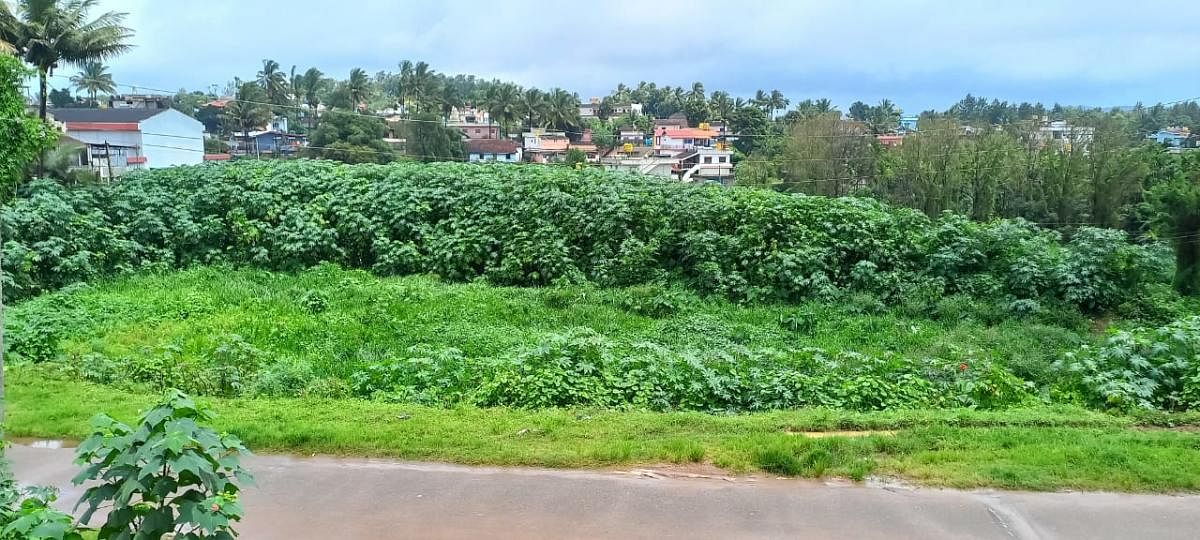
[475,129,481,134]
[718,156,727,163]
[703,156,713,164]
[506,153,513,160]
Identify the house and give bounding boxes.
[898,115,919,133]
[876,134,905,147]
[523,131,571,162]
[579,97,602,119]
[49,107,204,179]
[106,94,172,110]
[653,126,718,152]
[466,139,522,162]
[611,103,643,117]
[653,113,689,131]
[619,130,648,145]
[230,130,307,156]
[450,121,500,140]
[674,147,734,183]
[227,114,307,156]
[1036,120,1094,147]
[1147,128,1192,147]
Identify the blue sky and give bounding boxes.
[79,0,1200,113]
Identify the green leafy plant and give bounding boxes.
[73,390,253,539]
[0,487,81,540]
[1059,316,1200,410]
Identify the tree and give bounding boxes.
[306,109,395,164]
[683,97,710,127]
[0,55,53,200]
[564,147,587,167]
[48,87,75,107]
[709,91,734,122]
[520,87,546,131]
[483,82,519,135]
[297,67,325,127]
[1142,155,1200,295]
[768,89,788,119]
[778,113,875,196]
[257,59,288,106]
[2,0,134,120]
[223,82,271,139]
[407,112,464,162]
[544,88,580,132]
[347,67,371,109]
[588,118,615,150]
[438,82,463,121]
[848,101,870,122]
[68,61,113,104]
[867,99,901,134]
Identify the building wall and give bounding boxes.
[457,124,499,139]
[139,109,204,168]
[468,149,522,163]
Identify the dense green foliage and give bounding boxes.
[1060,316,1200,411]
[1142,162,1200,295]
[0,55,54,198]
[0,487,80,540]
[1,160,1175,315]
[8,266,1196,413]
[304,110,395,164]
[74,390,251,539]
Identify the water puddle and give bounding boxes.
[8,438,79,449]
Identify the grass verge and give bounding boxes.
[10,370,1200,493]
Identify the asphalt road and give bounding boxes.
[10,443,1200,539]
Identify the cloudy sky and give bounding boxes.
[78,0,1200,112]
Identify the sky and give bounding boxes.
[70,0,1200,113]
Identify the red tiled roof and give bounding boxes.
[466,139,520,154]
[203,153,232,161]
[661,128,716,139]
[126,156,147,164]
[64,122,140,132]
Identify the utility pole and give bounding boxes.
[104,141,114,181]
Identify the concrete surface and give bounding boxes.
[10,443,1200,539]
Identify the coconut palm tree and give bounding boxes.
[408,61,437,112]
[483,81,519,135]
[3,0,134,120]
[753,89,770,113]
[257,59,288,106]
[347,67,370,109]
[297,67,324,127]
[688,82,705,102]
[439,82,463,121]
[709,91,734,122]
[521,87,546,131]
[224,82,271,148]
[769,89,788,119]
[545,88,581,132]
[69,60,114,105]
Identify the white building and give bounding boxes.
[1037,120,1095,148]
[466,139,523,162]
[50,107,204,179]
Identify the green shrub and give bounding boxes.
[74,390,252,539]
[249,357,316,397]
[0,161,1172,313]
[752,445,805,476]
[1058,316,1200,410]
[619,284,688,318]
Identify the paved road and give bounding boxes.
[10,444,1200,539]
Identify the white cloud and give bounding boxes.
[90,0,1200,110]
